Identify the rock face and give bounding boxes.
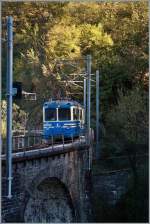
[92,171,129,206]
[24,178,75,223]
[91,170,130,222]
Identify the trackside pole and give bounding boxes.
[86,55,92,171]
[96,70,100,159]
[6,16,13,199]
[86,55,91,145]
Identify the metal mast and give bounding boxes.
[6,16,13,199]
[86,55,91,145]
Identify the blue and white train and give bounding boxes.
[43,100,85,139]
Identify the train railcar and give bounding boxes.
[43,99,85,139]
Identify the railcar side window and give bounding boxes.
[80,109,82,120]
[73,108,80,120]
[45,108,56,121]
[76,109,79,120]
[59,108,71,121]
[73,108,77,120]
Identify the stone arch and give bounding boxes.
[24,177,76,223]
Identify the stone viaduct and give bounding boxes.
[2,140,92,223]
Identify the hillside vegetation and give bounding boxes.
[2,2,148,221]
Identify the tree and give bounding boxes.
[2,100,28,138]
[2,1,148,129]
[106,88,148,146]
[104,88,148,194]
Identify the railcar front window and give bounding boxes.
[59,108,71,121]
[45,108,56,121]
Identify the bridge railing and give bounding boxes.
[2,131,87,154]
[12,134,43,151]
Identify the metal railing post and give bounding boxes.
[33,134,35,145]
[40,135,42,144]
[12,136,15,151]
[51,135,54,150]
[71,134,73,146]
[17,137,19,150]
[6,16,13,199]
[79,134,82,145]
[27,135,29,147]
[62,135,64,149]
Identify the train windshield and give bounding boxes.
[58,108,71,121]
[45,108,56,121]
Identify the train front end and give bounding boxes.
[43,100,85,140]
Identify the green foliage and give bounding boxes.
[104,88,148,154]
[46,24,81,59]
[79,23,113,54]
[1,2,148,222]
[2,2,148,130]
[1,100,28,138]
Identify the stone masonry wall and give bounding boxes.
[2,146,91,223]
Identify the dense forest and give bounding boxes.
[2,2,148,222]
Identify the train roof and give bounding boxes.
[43,100,84,109]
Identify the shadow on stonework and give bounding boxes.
[24,177,76,223]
